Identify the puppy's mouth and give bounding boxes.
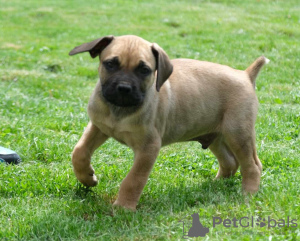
[101,83,144,107]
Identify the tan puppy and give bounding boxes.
[69,35,268,210]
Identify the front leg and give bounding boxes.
[72,121,108,187]
[113,140,161,211]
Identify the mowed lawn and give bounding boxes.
[0,0,299,240]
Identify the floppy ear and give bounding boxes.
[151,44,173,92]
[69,35,114,58]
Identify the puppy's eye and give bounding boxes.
[138,66,151,76]
[106,61,114,69]
[104,61,115,70]
[103,58,119,71]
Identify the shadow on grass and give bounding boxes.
[71,175,243,215]
[140,176,243,212]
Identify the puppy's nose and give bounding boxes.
[117,84,132,94]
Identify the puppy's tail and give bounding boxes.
[246,56,270,86]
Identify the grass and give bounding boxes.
[0,0,299,240]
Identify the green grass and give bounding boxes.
[0,0,299,240]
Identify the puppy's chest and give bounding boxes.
[92,115,143,148]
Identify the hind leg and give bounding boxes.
[223,127,262,194]
[209,136,239,179]
[219,94,262,193]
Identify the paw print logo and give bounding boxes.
[256,217,266,227]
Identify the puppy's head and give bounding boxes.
[69,35,173,107]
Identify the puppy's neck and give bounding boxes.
[107,103,142,119]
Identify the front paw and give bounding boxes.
[74,168,98,187]
[113,199,137,211]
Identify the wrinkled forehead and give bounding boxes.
[101,36,156,69]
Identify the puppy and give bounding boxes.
[69,35,268,210]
